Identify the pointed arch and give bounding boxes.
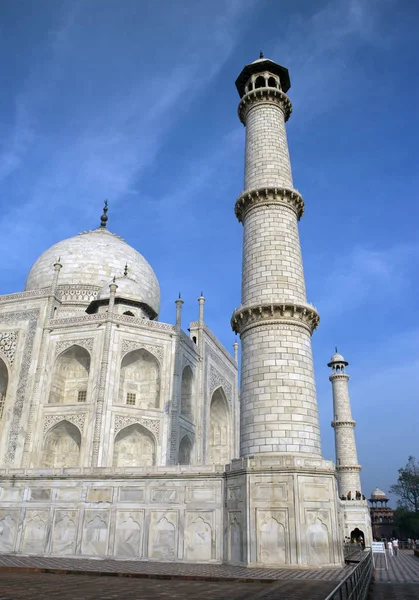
[0,357,9,421]
[178,434,193,465]
[113,423,156,467]
[180,365,193,421]
[208,387,230,466]
[255,75,265,89]
[41,420,81,467]
[119,349,160,408]
[49,345,90,404]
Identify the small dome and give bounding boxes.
[25,228,160,315]
[98,276,145,302]
[328,350,348,367]
[371,487,387,499]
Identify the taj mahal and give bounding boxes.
[0,56,371,566]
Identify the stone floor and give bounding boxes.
[0,554,350,599]
[371,549,419,600]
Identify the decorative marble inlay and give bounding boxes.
[43,413,86,434]
[121,340,163,363]
[0,331,19,365]
[2,309,39,463]
[209,365,233,405]
[114,415,160,440]
[55,338,94,357]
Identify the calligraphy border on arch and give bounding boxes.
[1,309,39,463]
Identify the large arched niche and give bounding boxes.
[180,366,193,421]
[0,357,9,421]
[119,349,160,409]
[41,420,81,468]
[178,434,193,465]
[208,387,230,466]
[113,423,156,467]
[49,345,90,404]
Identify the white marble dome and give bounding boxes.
[98,276,145,302]
[371,487,387,499]
[330,351,346,363]
[25,228,160,315]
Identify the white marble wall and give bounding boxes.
[0,472,224,561]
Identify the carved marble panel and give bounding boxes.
[184,512,213,561]
[86,488,112,503]
[256,510,287,565]
[0,488,22,502]
[0,510,19,553]
[149,511,178,560]
[22,510,48,554]
[29,488,51,501]
[82,511,109,556]
[56,488,81,502]
[305,510,331,566]
[151,488,178,503]
[253,483,288,502]
[115,511,144,558]
[52,510,78,555]
[228,513,242,563]
[185,487,216,503]
[302,483,330,502]
[118,488,145,502]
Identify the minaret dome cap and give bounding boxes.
[327,350,348,367]
[235,57,291,97]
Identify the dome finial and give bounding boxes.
[100,200,109,228]
[259,50,264,59]
[124,263,128,277]
[335,346,338,353]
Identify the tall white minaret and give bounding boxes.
[231,54,321,457]
[227,55,343,568]
[328,350,362,498]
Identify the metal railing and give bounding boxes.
[343,542,363,560]
[325,549,373,600]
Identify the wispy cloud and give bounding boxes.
[313,242,419,319]
[0,1,257,270]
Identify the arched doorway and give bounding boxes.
[180,366,193,421]
[119,349,160,408]
[49,345,90,404]
[42,420,81,467]
[350,527,365,548]
[113,423,156,467]
[208,387,230,466]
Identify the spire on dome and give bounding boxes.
[100,200,109,228]
[259,50,264,59]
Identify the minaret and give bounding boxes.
[228,56,342,567]
[328,350,362,498]
[231,55,321,457]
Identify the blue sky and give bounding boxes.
[0,0,417,502]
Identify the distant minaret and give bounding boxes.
[328,350,362,498]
